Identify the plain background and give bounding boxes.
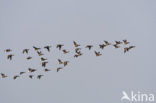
[0,0,156,103]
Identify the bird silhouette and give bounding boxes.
[37,75,43,79]
[19,72,25,75]
[85,45,93,50]
[23,49,29,54]
[115,41,122,45]
[57,67,62,72]
[123,39,129,45]
[58,59,63,64]
[104,40,111,46]
[95,51,102,56]
[44,68,50,72]
[5,49,12,52]
[26,56,32,60]
[99,44,106,49]
[13,75,19,80]
[56,44,64,50]
[29,75,33,79]
[33,46,41,51]
[113,44,120,48]
[62,49,69,54]
[37,51,44,56]
[44,46,51,52]
[7,54,14,60]
[41,57,47,61]
[73,41,80,47]
[42,62,48,67]
[1,73,7,78]
[64,61,69,67]
[28,68,36,73]
[75,48,81,53]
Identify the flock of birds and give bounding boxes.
[0,40,135,80]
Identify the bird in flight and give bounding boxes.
[104,40,111,46]
[58,59,63,64]
[44,68,50,72]
[40,57,47,61]
[44,46,51,52]
[123,39,129,45]
[42,62,48,67]
[23,49,29,54]
[64,61,69,67]
[57,67,63,72]
[56,44,64,50]
[33,46,41,51]
[99,44,106,49]
[13,75,19,80]
[95,51,102,56]
[37,75,43,79]
[29,75,33,79]
[26,56,32,60]
[1,73,7,78]
[19,72,25,75]
[5,49,12,53]
[62,49,69,54]
[73,41,80,47]
[7,54,14,60]
[85,45,93,50]
[28,68,36,73]
[37,51,44,56]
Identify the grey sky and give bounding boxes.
[0,0,156,103]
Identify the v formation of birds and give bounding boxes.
[1,40,135,80]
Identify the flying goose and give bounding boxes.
[95,51,102,56]
[56,44,64,50]
[42,62,48,67]
[57,67,63,72]
[5,49,12,52]
[44,68,50,72]
[7,54,14,60]
[104,40,111,46]
[40,57,47,61]
[37,75,43,79]
[64,61,69,67]
[26,56,32,60]
[33,46,41,51]
[62,49,69,54]
[13,75,19,80]
[23,49,29,54]
[28,68,36,73]
[123,39,129,45]
[37,51,44,56]
[113,44,120,48]
[73,41,80,47]
[58,59,63,64]
[19,72,25,75]
[115,41,122,45]
[44,46,51,52]
[29,75,33,79]
[1,73,7,78]
[99,44,106,49]
[85,45,93,50]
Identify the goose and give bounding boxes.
[44,68,50,72]
[5,49,12,52]
[57,67,62,72]
[1,73,7,78]
[73,41,80,47]
[85,45,93,50]
[104,40,111,46]
[95,51,102,56]
[64,61,69,67]
[28,68,36,73]
[99,44,106,49]
[44,46,51,52]
[7,54,14,60]
[29,75,33,79]
[113,44,120,48]
[42,62,48,67]
[62,49,69,54]
[58,59,63,64]
[19,72,25,75]
[33,46,40,51]
[56,44,64,50]
[115,41,122,45]
[26,56,32,60]
[13,75,19,80]
[123,39,129,45]
[23,49,29,54]
[40,57,47,61]
[37,51,44,56]
[37,75,43,79]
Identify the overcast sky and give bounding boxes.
[0,0,156,103]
